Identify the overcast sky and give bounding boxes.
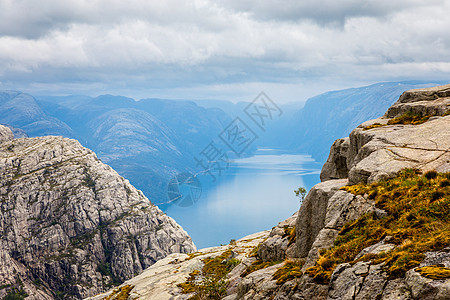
[0,0,449,103]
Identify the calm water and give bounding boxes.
[163,149,322,249]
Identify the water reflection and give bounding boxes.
[163,150,322,249]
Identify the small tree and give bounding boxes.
[294,187,307,202]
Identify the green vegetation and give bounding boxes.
[241,259,280,277]
[387,111,431,125]
[283,225,296,246]
[2,287,28,300]
[415,264,450,280]
[272,260,304,284]
[364,110,438,130]
[306,169,450,284]
[178,249,240,299]
[294,187,307,202]
[363,123,386,130]
[103,285,134,300]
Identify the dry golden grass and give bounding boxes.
[306,169,450,284]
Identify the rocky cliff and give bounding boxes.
[90,84,450,299]
[0,127,196,299]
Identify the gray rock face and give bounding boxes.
[302,190,376,270]
[347,115,450,184]
[385,84,450,118]
[320,138,350,181]
[329,262,388,300]
[0,125,14,143]
[0,135,195,299]
[294,179,347,258]
[257,212,297,262]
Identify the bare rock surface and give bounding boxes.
[257,212,297,262]
[0,134,195,299]
[320,137,350,181]
[0,125,14,143]
[294,179,347,258]
[86,231,269,300]
[348,115,450,184]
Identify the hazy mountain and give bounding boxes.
[5,93,235,205]
[0,91,74,137]
[266,81,448,161]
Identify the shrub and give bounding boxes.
[178,249,240,300]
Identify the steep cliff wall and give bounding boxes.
[0,127,196,299]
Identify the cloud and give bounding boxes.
[215,0,445,24]
[0,0,449,102]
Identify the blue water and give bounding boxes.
[163,149,322,249]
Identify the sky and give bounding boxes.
[0,0,450,103]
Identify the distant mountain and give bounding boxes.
[0,91,74,137]
[2,92,234,205]
[270,81,449,161]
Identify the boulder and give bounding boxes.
[0,125,13,143]
[294,179,347,258]
[320,137,350,181]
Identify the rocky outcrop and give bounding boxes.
[320,138,350,181]
[294,179,347,258]
[257,212,297,262]
[0,125,14,143]
[347,115,450,184]
[385,84,450,118]
[0,127,195,299]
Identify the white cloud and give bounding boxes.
[0,0,449,101]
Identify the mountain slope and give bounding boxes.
[0,91,74,138]
[0,126,195,299]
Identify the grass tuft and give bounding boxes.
[363,123,386,130]
[415,264,450,280]
[387,111,431,125]
[241,259,280,277]
[273,260,304,285]
[103,285,134,300]
[178,249,240,300]
[283,225,296,246]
